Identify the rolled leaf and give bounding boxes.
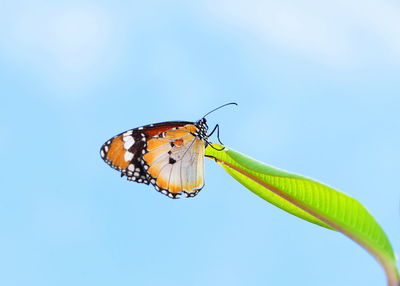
[205,144,399,286]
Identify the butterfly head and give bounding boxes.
[195,117,209,140]
[195,102,237,147]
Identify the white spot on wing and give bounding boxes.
[124,137,135,150]
[123,135,133,142]
[124,151,133,162]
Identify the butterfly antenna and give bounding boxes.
[202,102,238,119]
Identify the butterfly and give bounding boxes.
[100,103,236,199]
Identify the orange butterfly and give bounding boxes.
[100,103,236,199]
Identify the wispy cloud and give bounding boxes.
[0,2,120,92]
[205,0,400,67]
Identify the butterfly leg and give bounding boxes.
[205,125,226,151]
[209,124,226,149]
[208,124,218,137]
[208,124,224,145]
[205,154,219,163]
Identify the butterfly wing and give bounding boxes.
[143,125,205,198]
[100,128,150,183]
[100,121,206,198]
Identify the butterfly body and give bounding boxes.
[100,119,208,199]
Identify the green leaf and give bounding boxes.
[205,144,399,286]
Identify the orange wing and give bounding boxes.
[143,124,205,198]
[100,128,150,184]
[100,121,206,199]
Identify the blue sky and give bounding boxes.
[1,1,400,285]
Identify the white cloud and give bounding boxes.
[346,0,400,57]
[204,0,400,67]
[0,2,120,93]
